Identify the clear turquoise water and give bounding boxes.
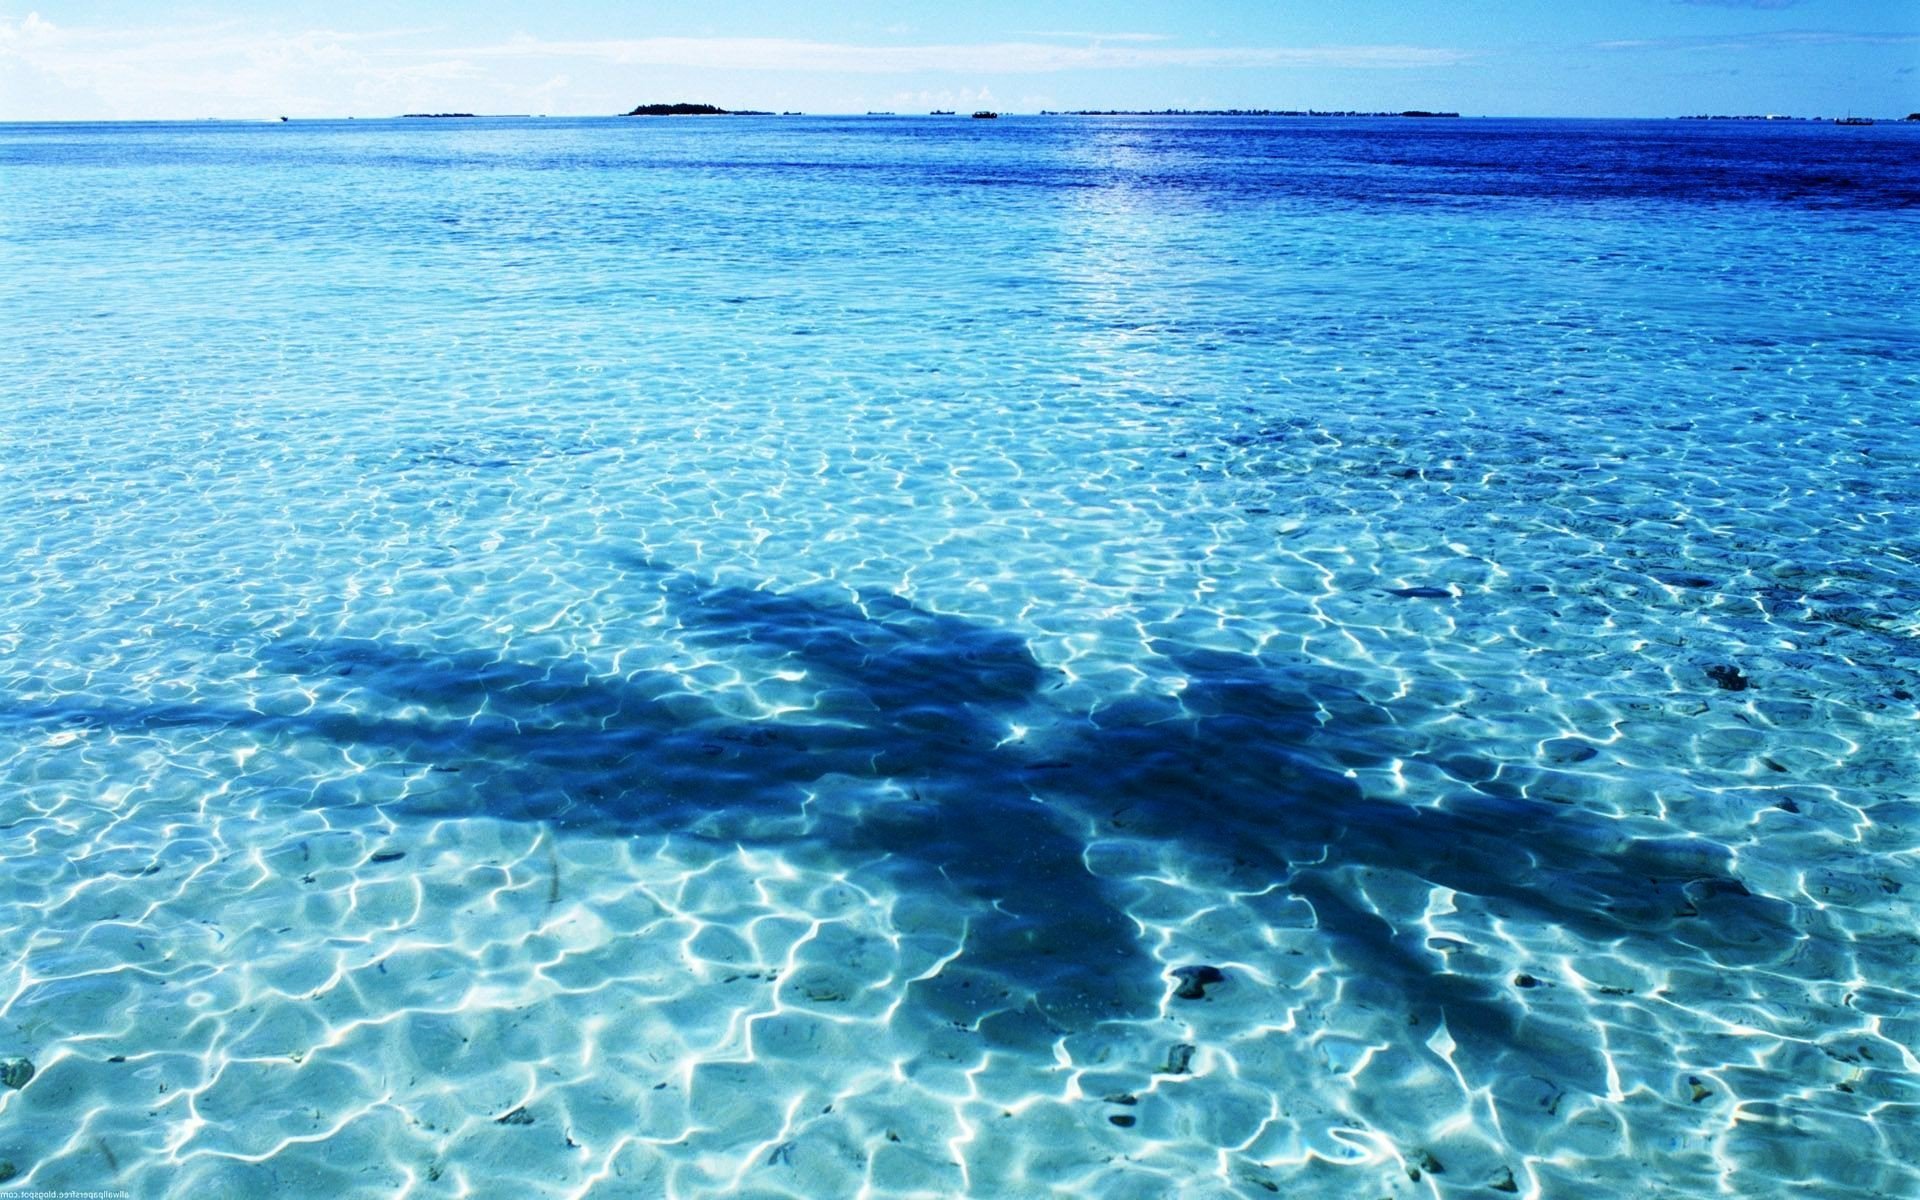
[1,116,1917,1197]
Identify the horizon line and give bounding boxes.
[7,110,1918,123]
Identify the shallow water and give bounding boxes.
[1,115,1917,1198]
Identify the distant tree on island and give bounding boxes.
[624,102,772,116]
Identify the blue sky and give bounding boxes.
[2,1,1915,119]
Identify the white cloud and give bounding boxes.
[1016,32,1173,43]
[445,35,1470,74]
[0,13,497,117]
[0,14,1470,119]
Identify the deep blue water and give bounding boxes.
[1,116,1917,1198]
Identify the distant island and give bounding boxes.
[1043,108,1459,118]
[624,102,771,116]
[1679,113,1916,123]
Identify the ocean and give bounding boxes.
[1,114,1916,1197]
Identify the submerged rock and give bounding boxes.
[1653,571,1716,589]
[1160,1043,1197,1075]
[1706,664,1751,691]
[0,1057,32,1089]
[1170,964,1227,999]
[1409,1148,1445,1179]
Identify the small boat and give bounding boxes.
[1836,115,1874,126]
[971,110,998,120]
[930,110,955,116]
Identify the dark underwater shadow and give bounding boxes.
[1029,640,1805,1087]
[270,564,1152,1036]
[2,558,1805,1082]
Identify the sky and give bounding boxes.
[1,1,1915,121]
